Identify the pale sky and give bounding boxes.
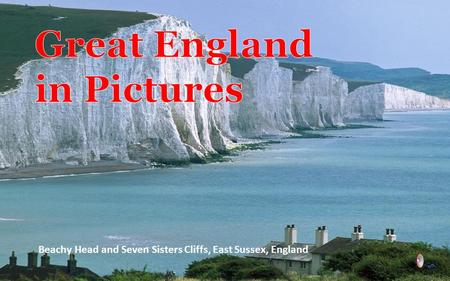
[3,0,450,74]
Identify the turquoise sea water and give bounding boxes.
[0,111,449,275]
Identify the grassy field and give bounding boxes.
[228,58,258,79]
[0,3,156,92]
[347,80,379,92]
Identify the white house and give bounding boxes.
[247,224,398,276]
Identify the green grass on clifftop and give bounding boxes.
[228,57,258,79]
[347,80,379,92]
[0,3,156,92]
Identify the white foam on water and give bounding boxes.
[104,235,131,241]
[0,217,24,221]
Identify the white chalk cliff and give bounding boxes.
[229,59,294,137]
[384,84,450,111]
[291,67,346,129]
[230,62,347,138]
[0,16,234,169]
[345,83,450,121]
[0,15,449,170]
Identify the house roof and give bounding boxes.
[311,237,409,255]
[247,241,316,262]
[310,237,356,255]
[0,264,100,281]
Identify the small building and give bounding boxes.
[247,224,399,276]
[0,251,100,281]
[311,226,398,274]
[247,224,324,275]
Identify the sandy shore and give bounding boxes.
[0,161,148,180]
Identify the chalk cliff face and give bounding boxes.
[0,16,234,169]
[345,83,450,121]
[291,67,346,129]
[1,15,449,170]
[229,59,294,137]
[345,84,385,120]
[230,62,348,138]
[383,84,450,111]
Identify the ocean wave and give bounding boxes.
[0,217,24,221]
[0,177,37,182]
[104,235,131,241]
[104,235,159,246]
[42,174,76,178]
